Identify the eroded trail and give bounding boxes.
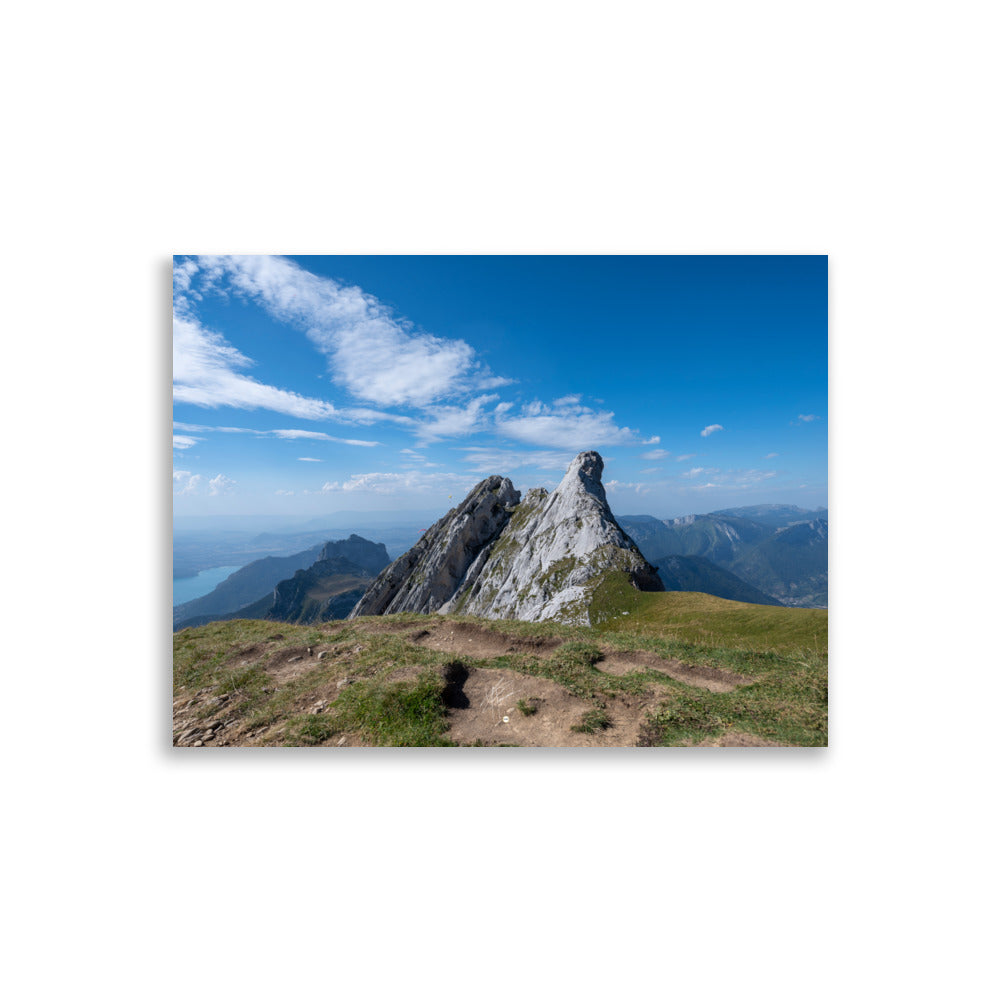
[407,619,751,693]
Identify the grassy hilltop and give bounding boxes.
[173,582,827,748]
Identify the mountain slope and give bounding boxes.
[730,518,828,607]
[653,555,783,606]
[265,536,391,624]
[348,477,521,616]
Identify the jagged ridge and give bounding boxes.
[349,452,663,625]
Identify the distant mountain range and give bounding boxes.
[174,535,391,630]
[618,504,828,607]
[174,499,828,632]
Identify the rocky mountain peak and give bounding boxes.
[566,449,604,485]
[350,451,662,625]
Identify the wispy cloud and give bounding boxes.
[679,467,777,489]
[173,313,353,421]
[208,474,236,496]
[298,457,322,462]
[495,398,639,450]
[605,479,650,495]
[172,420,387,444]
[413,395,498,444]
[796,414,819,423]
[641,448,670,460]
[317,470,478,496]
[676,453,696,461]
[641,435,661,445]
[269,429,380,446]
[700,423,724,437]
[172,435,201,450]
[173,470,202,495]
[458,447,576,475]
[182,255,512,408]
[764,452,779,459]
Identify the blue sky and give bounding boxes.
[173,255,827,519]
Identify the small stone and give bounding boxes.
[336,679,352,689]
[193,740,204,747]
[289,656,303,663]
[337,737,347,746]
[318,651,329,660]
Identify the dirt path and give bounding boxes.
[409,619,749,693]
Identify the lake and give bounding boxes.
[173,565,245,606]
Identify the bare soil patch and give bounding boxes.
[410,621,564,660]
[597,649,751,693]
[441,665,629,747]
[263,645,319,683]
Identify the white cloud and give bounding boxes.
[681,468,776,488]
[173,471,203,495]
[797,414,819,423]
[732,469,777,484]
[764,452,779,459]
[552,394,582,407]
[641,449,670,460]
[458,447,575,475]
[640,467,662,474]
[413,394,498,444]
[173,420,386,444]
[172,435,200,450]
[298,457,322,462]
[173,313,349,421]
[317,470,478,497]
[605,479,650,495]
[269,429,380,446]
[676,453,696,461]
[642,435,661,445]
[275,489,295,496]
[186,255,511,407]
[700,424,724,437]
[495,398,639,450]
[208,474,236,496]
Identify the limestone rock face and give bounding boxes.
[348,476,521,616]
[349,452,663,625]
[444,451,663,624]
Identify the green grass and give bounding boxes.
[571,708,612,733]
[324,670,454,747]
[592,580,827,658]
[174,589,828,747]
